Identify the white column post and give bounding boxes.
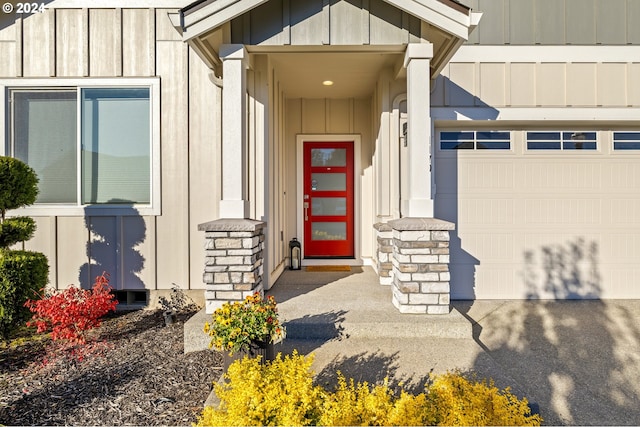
[403,43,434,218]
[219,44,250,219]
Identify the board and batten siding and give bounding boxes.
[433,60,640,108]
[0,8,221,292]
[459,0,640,45]
[229,0,422,46]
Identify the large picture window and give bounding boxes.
[2,79,160,215]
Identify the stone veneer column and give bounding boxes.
[388,218,454,314]
[198,219,266,314]
[373,223,394,285]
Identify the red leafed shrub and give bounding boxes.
[24,272,118,343]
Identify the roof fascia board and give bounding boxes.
[48,0,192,7]
[385,0,470,40]
[182,0,269,41]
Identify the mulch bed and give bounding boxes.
[0,309,223,426]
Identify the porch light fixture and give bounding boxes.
[322,80,334,86]
[289,238,302,270]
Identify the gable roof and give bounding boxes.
[170,0,481,78]
[175,0,477,43]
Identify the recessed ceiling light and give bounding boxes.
[322,80,334,86]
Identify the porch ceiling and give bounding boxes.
[268,50,402,99]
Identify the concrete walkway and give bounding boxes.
[266,266,640,426]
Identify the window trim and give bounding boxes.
[1,78,161,216]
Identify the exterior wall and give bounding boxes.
[0,8,221,294]
[432,49,640,108]
[285,97,374,264]
[431,44,640,300]
[459,0,640,45]
[229,0,423,46]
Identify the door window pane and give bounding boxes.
[311,222,347,240]
[311,173,346,191]
[81,88,150,204]
[11,90,77,203]
[311,197,346,216]
[311,148,346,166]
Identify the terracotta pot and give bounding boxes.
[222,339,275,371]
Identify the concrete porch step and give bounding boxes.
[283,307,472,340]
[185,305,472,354]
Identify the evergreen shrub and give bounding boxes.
[0,156,48,338]
[0,250,48,337]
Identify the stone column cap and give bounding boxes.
[388,217,455,231]
[373,222,393,232]
[198,218,266,232]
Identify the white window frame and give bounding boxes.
[525,130,598,152]
[612,131,640,151]
[437,130,514,152]
[0,78,161,216]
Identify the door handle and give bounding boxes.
[303,202,309,221]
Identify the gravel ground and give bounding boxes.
[0,309,223,426]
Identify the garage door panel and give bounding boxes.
[602,234,640,263]
[605,199,640,225]
[458,198,515,225]
[521,198,602,225]
[607,162,640,189]
[459,161,515,191]
[520,162,602,191]
[456,232,515,262]
[603,269,640,299]
[470,267,521,299]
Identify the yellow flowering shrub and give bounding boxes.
[427,372,542,426]
[318,375,437,426]
[196,350,324,426]
[195,352,542,427]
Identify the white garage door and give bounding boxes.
[434,130,640,300]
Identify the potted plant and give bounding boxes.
[204,292,285,369]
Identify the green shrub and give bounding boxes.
[0,250,49,338]
[195,352,542,427]
[0,156,47,338]
[0,216,36,248]
[0,157,38,223]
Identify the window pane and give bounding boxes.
[562,132,596,150]
[613,132,640,150]
[311,222,347,240]
[527,132,561,150]
[440,131,473,150]
[311,197,347,216]
[311,173,346,191]
[11,90,77,203]
[478,141,511,149]
[311,149,346,166]
[81,88,150,204]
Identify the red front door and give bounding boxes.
[303,141,355,258]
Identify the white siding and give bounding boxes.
[0,9,221,292]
